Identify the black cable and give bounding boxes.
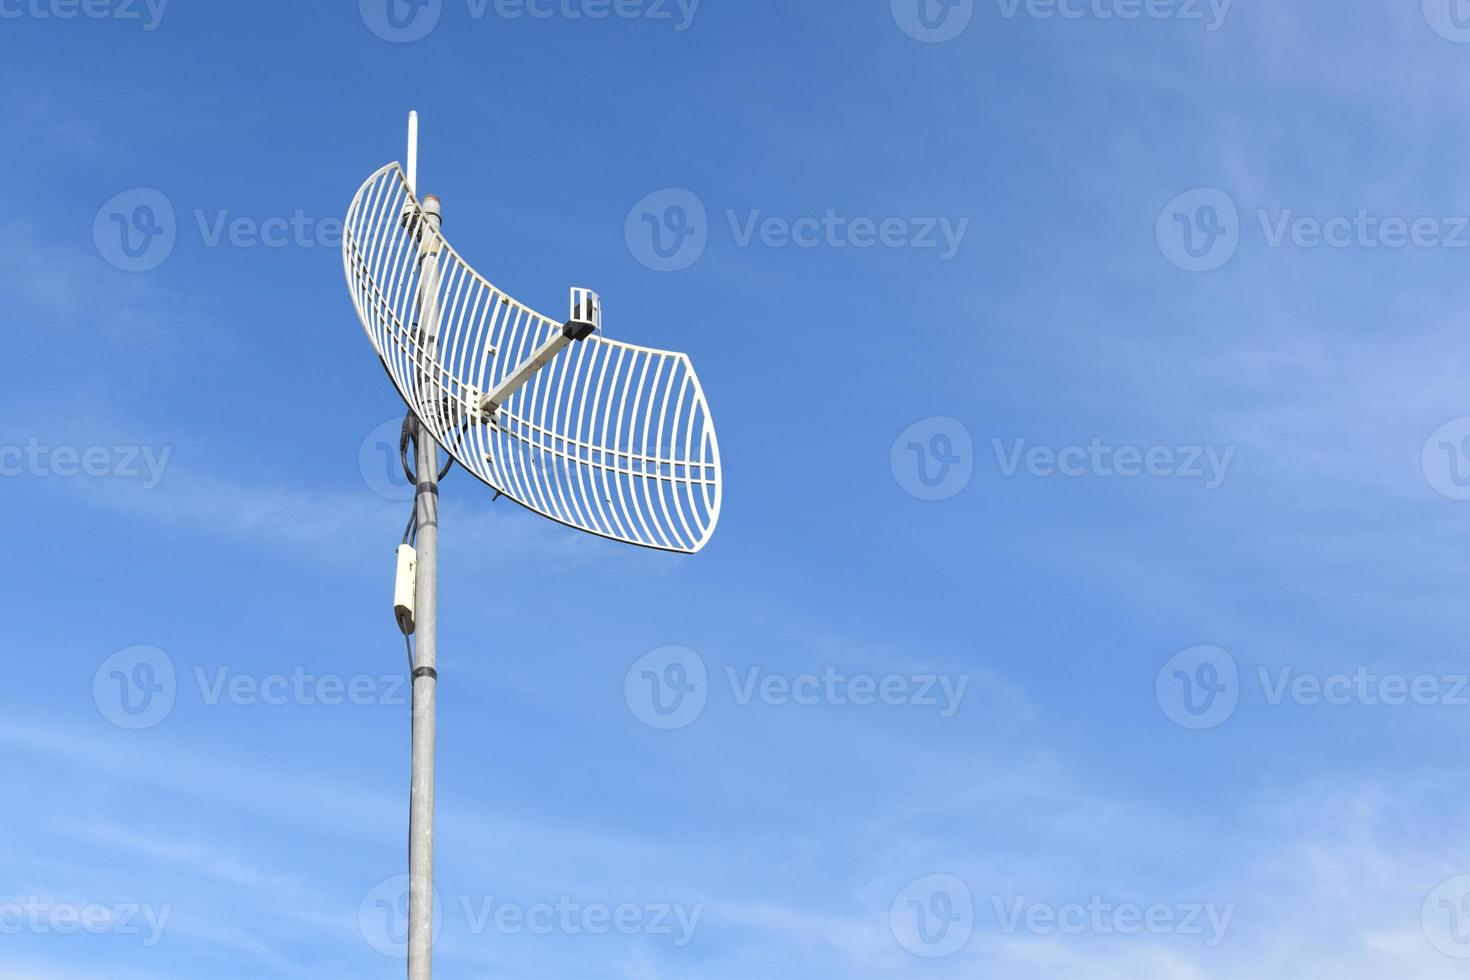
[399,412,418,482]
[401,407,463,485]
[432,412,469,482]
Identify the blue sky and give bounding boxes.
[6,0,1470,977]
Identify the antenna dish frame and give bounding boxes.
[343,161,723,554]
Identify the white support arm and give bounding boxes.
[480,330,573,415]
[479,288,601,417]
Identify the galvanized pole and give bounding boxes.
[408,409,439,980]
[406,108,441,980]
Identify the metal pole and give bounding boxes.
[408,414,438,980]
[407,186,443,980]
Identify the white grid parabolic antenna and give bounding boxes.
[343,162,722,553]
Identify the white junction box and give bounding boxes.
[394,545,417,634]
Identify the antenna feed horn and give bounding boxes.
[563,287,601,341]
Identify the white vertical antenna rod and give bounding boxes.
[407,110,420,194]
